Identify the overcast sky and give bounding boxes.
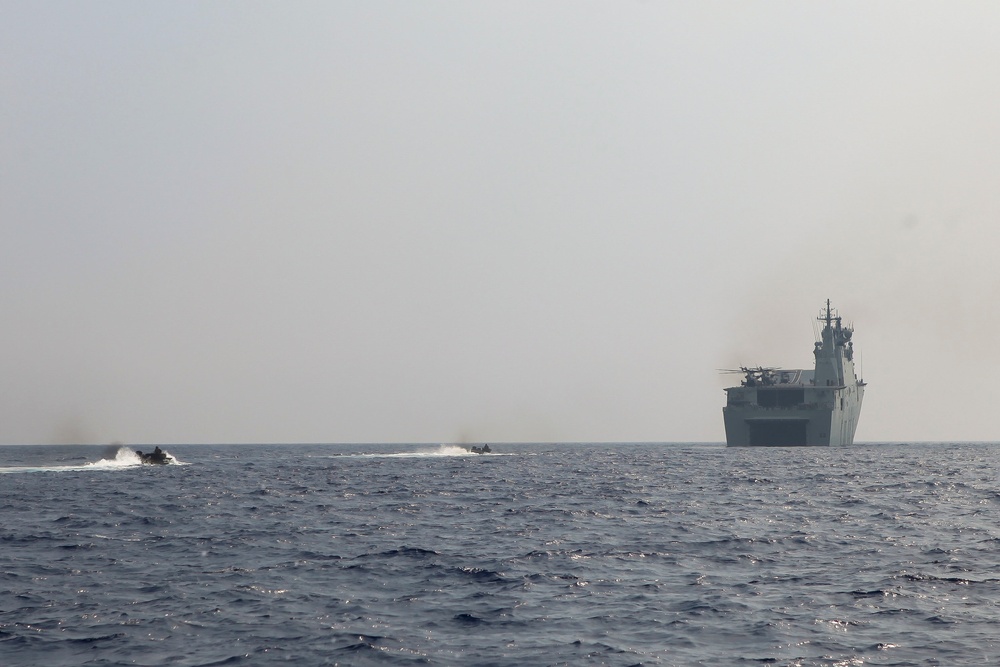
[4,2,1000,445]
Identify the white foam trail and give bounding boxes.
[0,446,182,474]
[85,447,144,468]
[330,444,499,459]
[424,445,477,457]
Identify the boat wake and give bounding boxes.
[0,446,183,474]
[330,445,507,459]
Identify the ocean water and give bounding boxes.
[1,442,999,666]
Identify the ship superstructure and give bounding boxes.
[722,300,865,447]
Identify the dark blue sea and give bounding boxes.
[2,442,999,666]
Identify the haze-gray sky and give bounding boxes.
[4,2,1000,445]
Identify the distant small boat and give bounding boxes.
[135,446,172,465]
[467,444,492,455]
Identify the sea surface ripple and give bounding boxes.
[1,442,999,666]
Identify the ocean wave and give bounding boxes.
[3,442,1000,665]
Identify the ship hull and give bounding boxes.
[724,384,864,447]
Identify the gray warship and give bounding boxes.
[722,300,865,447]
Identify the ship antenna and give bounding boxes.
[818,299,833,328]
